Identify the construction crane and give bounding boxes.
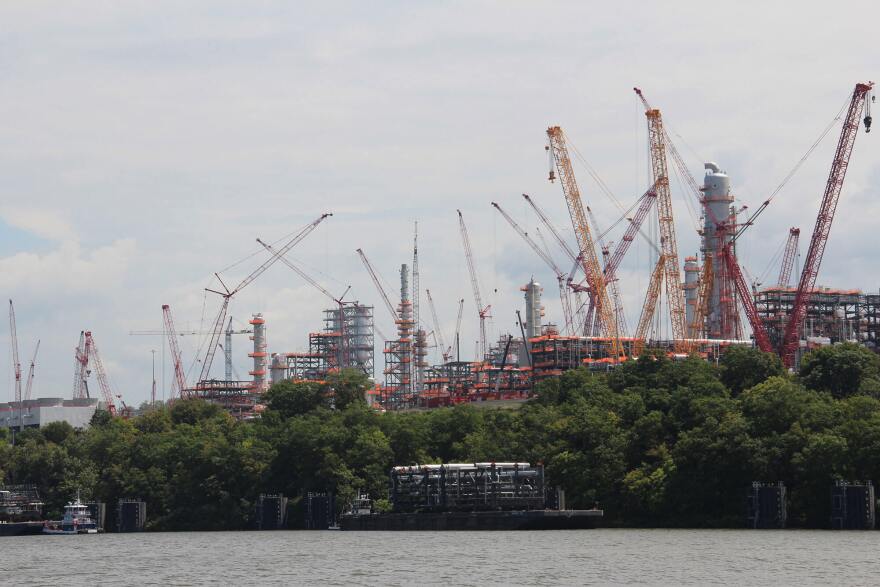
[457,210,491,360]
[722,247,773,352]
[546,126,620,357]
[8,300,22,406]
[634,256,666,356]
[586,205,627,337]
[259,238,353,370]
[633,98,689,351]
[777,228,801,288]
[522,193,589,333]
[780,82,874,367]
[492,201,574,334]
[71,331,118,415]
[425,289,451,362]
[24,340,40,401]
[199,213,331,383]
[688,258,713,340]
[356,248,399,323]
[162,305,188,400]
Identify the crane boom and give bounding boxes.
[722,246,773,352]
[8,300,21,405]
[199,213,330,382]
[425,289,450,362]
[454,298,465,359]
[634,256,665,356]
[492,202,574,334]
[24,340,40,401]
[638,105,688,349]
[688,257,713,340]
[85,332,117,415]
[72,331,89,399]
[457,210,490,359]
[162,305,188,400]
[781,82,874,367]
[777,228,800,288]
[604,186,658,280]
[356,248,399,322]
[546,127,620,356]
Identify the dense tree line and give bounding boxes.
[2,343,880,529]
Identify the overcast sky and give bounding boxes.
[1,1,876,406]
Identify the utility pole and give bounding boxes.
[151,350,157,407]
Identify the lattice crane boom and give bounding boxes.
[8,300,21,405]
[781,82,874,366]
[492,201,574,334]
[24,340,40,401]
[199,213,330,382]
[454,298,465,359]
[546,127,620,355]
[638,104,689,349]
[162,305,188,400]
[84,332,117,415]
[634,256,665,356]
[777,228,800,288]
[425,289,450,362]
[688,257,713,340]
[72,331,89,399]
[356,248,399,322]
[722,246,773,352]
[457,210,490,359]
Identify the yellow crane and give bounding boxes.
[546,126,621,358]
[633,256,666,356]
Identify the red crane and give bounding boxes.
[777,228,800,288]
[79,331,117,415]
[457,210,491,359]
[780,82,874,367]
[722,246,773,353]
[72,331,90,399]
[8,300,21,406]
[199,213,331,382]
[162,305,188,400]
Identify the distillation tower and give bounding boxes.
[702,163,741,340]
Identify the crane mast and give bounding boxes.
[777,228,800,288]
[162,305,188,400]
[84,332,117,415]
[72,331,90,399]
[634,256,665,356]
[722,247,773,352]
[781,82,874,367]
[457,210,490,359]
[637,105,688,350]
[454,298,465,360]
[546,127,620,356]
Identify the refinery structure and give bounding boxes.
[7,83,875,420]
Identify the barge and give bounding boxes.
[339,462,603,531]
[0,485,45,537]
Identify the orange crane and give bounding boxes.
[457,210,491,360]
[71,331,118,415]
[780,82,873,366]
[199,213,331,383]
[162,305,188,401]
[634,256,666,355]
[777,228,800,288]
[688,258,713,340]
[546,127,620,358]
[633,98,688,351]
[492,201,574,334]
[24,340,40,401]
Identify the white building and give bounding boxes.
[0,398,100,431]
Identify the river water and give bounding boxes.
[3,529,879,585]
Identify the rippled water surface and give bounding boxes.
[4,529,880,585]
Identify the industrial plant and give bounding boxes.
[5,82,875,422]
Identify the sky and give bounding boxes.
[1,1,877,406]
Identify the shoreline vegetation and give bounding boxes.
[3,343,880,531]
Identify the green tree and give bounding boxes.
[719,345,785,396]
[264,380,329,419]
[799,343,880,399]
[326,369,370,410]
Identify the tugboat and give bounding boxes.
[43,493,99,535]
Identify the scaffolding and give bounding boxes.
[755,286,865,350]
[324,303,375,378]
